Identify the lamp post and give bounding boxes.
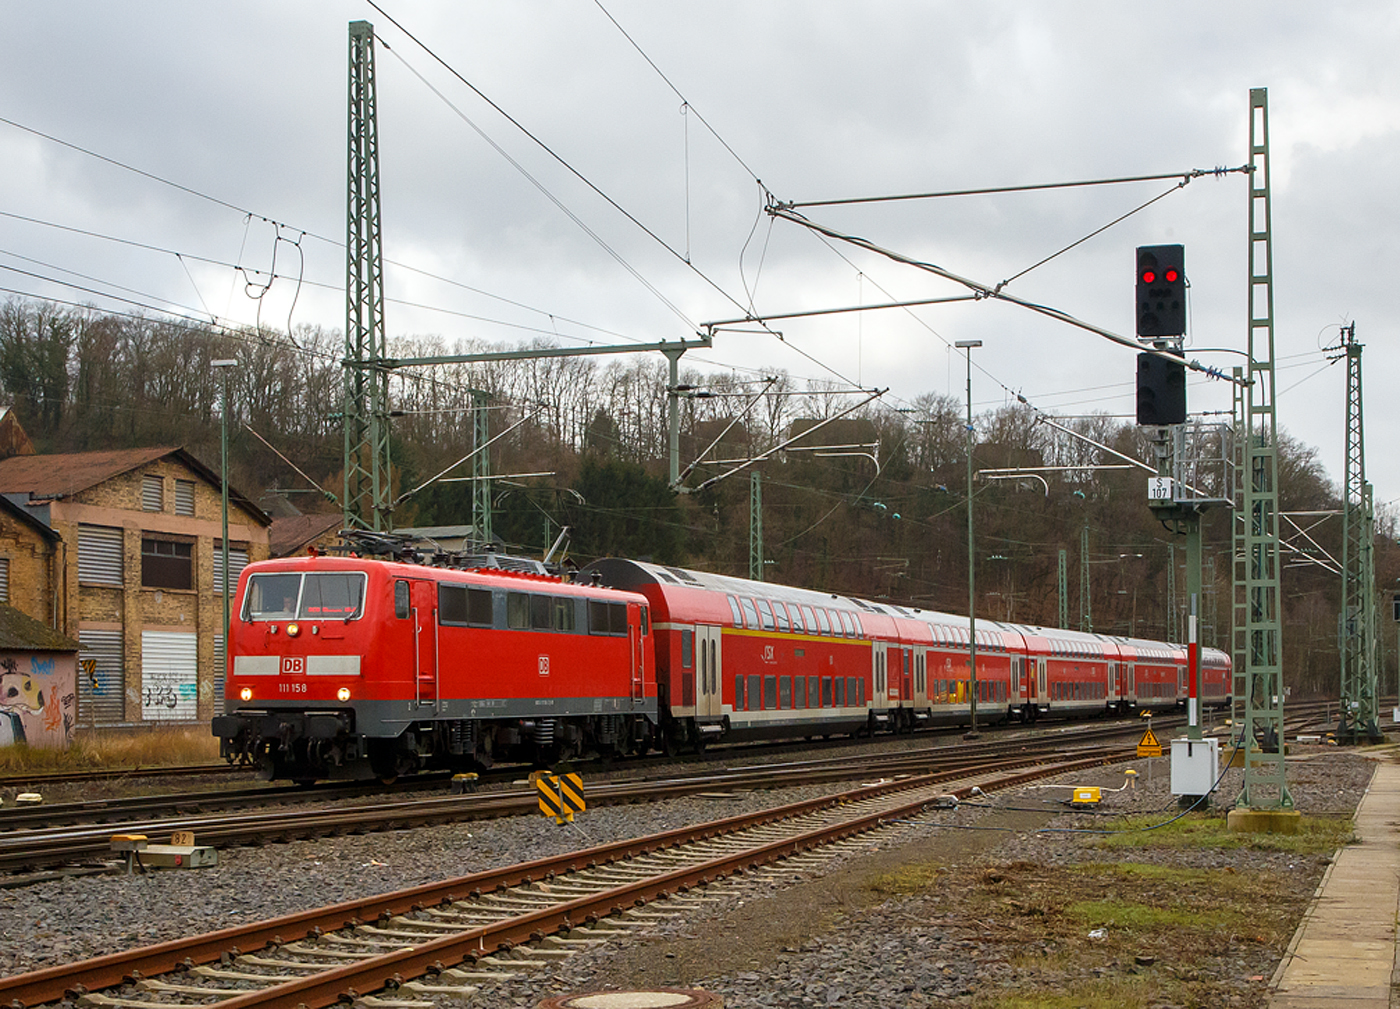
[212,358,237,700]
[955,339,982,734]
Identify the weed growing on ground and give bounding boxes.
[1090,811,1354,855]
[0,726,220,772]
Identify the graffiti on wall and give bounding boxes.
[0,653,77,749]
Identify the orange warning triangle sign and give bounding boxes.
[1137,726,1163,757]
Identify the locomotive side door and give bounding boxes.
[695,624,723,719]
[410,580,438,708]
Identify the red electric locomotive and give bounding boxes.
[214,554,657,781]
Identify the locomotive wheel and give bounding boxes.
[378,773,399,785]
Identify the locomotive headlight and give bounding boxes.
[286,622,301,637]
[337,687,351,702]
[239,687,253,701]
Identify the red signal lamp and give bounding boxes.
[1164,268,1179,282]
[1141,269,1156,284]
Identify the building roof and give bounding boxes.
[0,604,78,652]
[0,446,270,525]
[270,513,343,557]
[0,494,59,543]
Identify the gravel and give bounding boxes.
[0,742,1378,1009]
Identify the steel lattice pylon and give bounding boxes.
[343,20,392,531]
[1058,548,1069,630]
[1236,88,1292,808]
[472,390,493,547]
[1079,523,1092,633]
[749,470,764,581]
[1337,324,1380,741]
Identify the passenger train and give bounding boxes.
[212,552,1231,782]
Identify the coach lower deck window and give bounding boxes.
[747,674,760,710]
[735,674,745,709]
[807,675,818,707]
[779,676,792,708]
[681,630,693,668]
[763,675,777,709]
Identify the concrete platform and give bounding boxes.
[1269,758,1400,1008]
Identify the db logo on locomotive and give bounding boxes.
[280,656,306,675]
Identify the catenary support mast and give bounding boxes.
[344,20,393,531]
[1236,88,1292,808]
[1336,323,1380,742]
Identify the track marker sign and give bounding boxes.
[533,771,586,824]
[1137,726,1163,758]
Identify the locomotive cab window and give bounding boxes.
[300,573,365,620]
[244,571,366,621]
[394,580,411,619]
[246,572,303,619]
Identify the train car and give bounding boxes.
[1003,625,1115,720]
[582,559,887,748]
[1111,635,1186,711]
[1198,646,1233,709]
[213,555,657,781]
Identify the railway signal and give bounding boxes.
[1136,244,1186,337]
[1136,350,1186,426]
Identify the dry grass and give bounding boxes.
[0,726,220,772]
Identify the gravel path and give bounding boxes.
[0,742,1377,1009]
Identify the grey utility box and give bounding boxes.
[1170,737,1219,796]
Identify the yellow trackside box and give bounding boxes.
[1072,786,1102,805]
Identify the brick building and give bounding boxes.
[0,447,270,726]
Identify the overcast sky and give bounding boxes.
[2,2,1396,520]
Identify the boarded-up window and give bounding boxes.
[174,479,196,516]
[141,630,197,721]
[141,474,163,512]
[77,524,123,586]
[78,629,124,725]
[214,633,226,711]
[142,539,193,590]
[213,543,248,597]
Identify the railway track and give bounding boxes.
[0,732,1129,875]
[0,703,1337,877]
[0,747,1120,1008]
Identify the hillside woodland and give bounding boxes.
[3,298,1394,698]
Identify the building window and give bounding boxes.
[174,479,196,516]
[141,538,192,590]
[142,474,163,512]
[77,524,124,586]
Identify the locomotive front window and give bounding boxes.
[300,573,365,620]
[244,573,304,620]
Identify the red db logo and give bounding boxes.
[281,656,305,674]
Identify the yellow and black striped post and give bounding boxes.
[533,772,586,825]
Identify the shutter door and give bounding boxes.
[214,634,226,711]
[78,525,124,586]
[141,631,198,721]
[0,556,8,602]
[215,547,249,596]
[77,629,125,725]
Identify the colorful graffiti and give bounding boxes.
[0,653,77,749]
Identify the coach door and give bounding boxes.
[1011,656,1024,701]
[1036,658,1048,703]
[695,625,722,718]
[912,647,928,707]
[410,580,438,708]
